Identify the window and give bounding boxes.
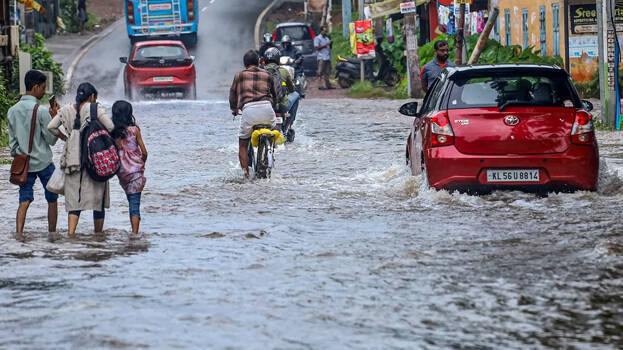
[552,4,560,56]
[539,6,546,56]
[276,26,312,41]
[135,45,186,60]
[505,10,511,46]
[522,9,529,49]
[447,73,578,109]
[494,14,500,42]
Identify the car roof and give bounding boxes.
[445,63,568,79]
[275,22,311,28]
[133,40,186,48]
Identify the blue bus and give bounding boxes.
[125,0,199,47]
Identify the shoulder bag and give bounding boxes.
[10,104,39,185]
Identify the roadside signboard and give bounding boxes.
[571,4,623,33]
[353,20,375,59]
[400,2,416,14]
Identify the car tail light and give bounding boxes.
[187,0,195,21]
[430,111,454,147]
[272,30,277,42]
[127,1,135,25]
[571,111,595,145]
[309,27,316,39]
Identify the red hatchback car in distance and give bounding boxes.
[120,40,196,100]
[401,64,599,193]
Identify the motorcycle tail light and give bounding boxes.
[309,27,316,39]
[430,111,454,147]
[127,1,135,25]
[272,30,277,42]
[571,111,594,145]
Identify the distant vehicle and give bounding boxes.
[401,64,599,193]
[274,23,317,76]
[120,40,196,100]
[125,0,199,47]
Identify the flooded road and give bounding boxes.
[1,98,623,348]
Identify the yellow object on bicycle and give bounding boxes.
[251,129,285,147]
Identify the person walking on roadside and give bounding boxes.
[314,25,334,90]
[111,100,148,236]
[420,40,455,93]
[229,50,277,178]
[77,0,88,34]
[8,70,60,238]
[48,83,114,236]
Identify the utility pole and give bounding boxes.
[342,0,351,36]
[359,0,364,83]
[597,0,607,125]
[403,1,423,98]
[468,7,499,64]
[455,3,466,65]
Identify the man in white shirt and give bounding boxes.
[313,25,335,90]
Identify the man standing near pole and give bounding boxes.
[420,40,455,93]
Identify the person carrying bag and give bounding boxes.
[10,105,39,185]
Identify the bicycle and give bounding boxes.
[248,124,276,179]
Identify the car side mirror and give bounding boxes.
[119,57,128,64]
[581,100,593,112]
[399,102,419,117]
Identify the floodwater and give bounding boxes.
[1,98,623,349]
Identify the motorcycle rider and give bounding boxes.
[280,35,303,74]
[258,33,277,60]
[264,47,300,134]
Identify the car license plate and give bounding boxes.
[275,117,283,124]
[149,3,172,11]
[153,76,174,82]
[487,169,540,183]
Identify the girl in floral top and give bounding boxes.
[111,101,148,234]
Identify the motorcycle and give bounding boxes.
[280,56,307,98]
[335,41,399,89]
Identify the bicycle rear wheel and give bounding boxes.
[255,136,271,179]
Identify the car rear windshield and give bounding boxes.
[135,45,187,60]
[448,73,579,109]
[276,26,312,41]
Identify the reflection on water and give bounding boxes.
[0,99,622,348]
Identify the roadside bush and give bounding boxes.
[12,33,64,96]
[0,68,19,147]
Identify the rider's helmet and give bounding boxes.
[264,47,281,64]
[263,33,273,44]
[281,35,292,50]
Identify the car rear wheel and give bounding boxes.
[126,84,140,101]
[186,84,197,100]
[421,157,430,189]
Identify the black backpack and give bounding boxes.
[266,65,287,113]
[80,103,120,182]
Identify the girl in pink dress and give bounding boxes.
[111,101,148,234]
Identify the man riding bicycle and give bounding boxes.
[229,50,277,177]
[263,47,300,133]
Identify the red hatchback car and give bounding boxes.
[120,40,196,100]
[402,64,599,193]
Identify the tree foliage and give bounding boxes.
[12,33,64,96]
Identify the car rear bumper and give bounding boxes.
[425,144,599,192]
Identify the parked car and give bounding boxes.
[120,40,196,100]
[274,22,317,76]
[401,64,599,193]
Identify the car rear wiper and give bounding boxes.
[499,100,536,112]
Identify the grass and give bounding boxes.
[595,120,617,131]
[346,81,394,99]
[0,159,11,165]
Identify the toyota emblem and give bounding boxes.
[504,115,520,126]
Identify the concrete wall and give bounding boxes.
[496,0,566,61]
